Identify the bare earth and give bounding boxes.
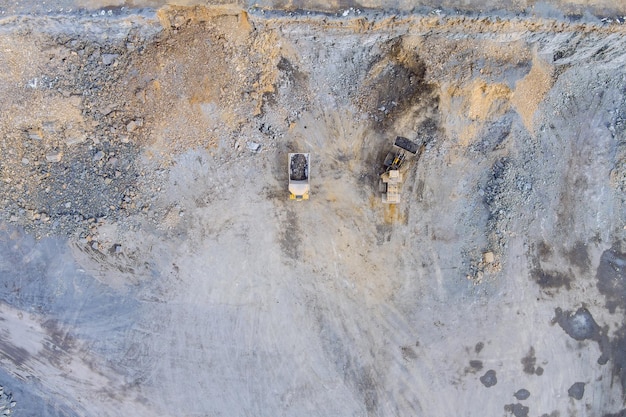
[0,1,625,417]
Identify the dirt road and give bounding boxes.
[0,3,624,417]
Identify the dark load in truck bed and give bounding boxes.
[290,153,308,181]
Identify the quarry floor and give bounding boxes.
[0,3,625,417]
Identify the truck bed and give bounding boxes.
[290,153,308,181]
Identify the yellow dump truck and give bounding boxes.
[289,153,310,200]
[379,137,420,204]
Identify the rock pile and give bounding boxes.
[0,387,15,416]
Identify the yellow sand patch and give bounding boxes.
[238,11,253,33]
[467,80,512,121]
[156,4,245,28]
[9,93,87,145]
[188,76,218,105]
[440,79,511,146]
[384,204,407,224]
[511,55,554,132]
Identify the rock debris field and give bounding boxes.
[0,1,625,416]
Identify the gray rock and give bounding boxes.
[568,382,585,400]
[480,370,497,387]
[93,151,105,161]
[469,360,483,370]
[27,129,42,140]
[504,403,529,417]
[65,135,86,146]
[247,141,261,152]
[101,104,116,115]
[42,122,56,134]
[514,389,530,400]
[126,119,143,132]
[45,150,62,163]
[102,53,119,65]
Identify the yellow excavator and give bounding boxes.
[379,136,420,204]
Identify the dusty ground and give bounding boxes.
[0,1,625,417]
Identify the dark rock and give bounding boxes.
[568,382,585,400]
[596,245,626,314]
[480,370,497,387]
[521,347,537,374]
[505,403,529,417]
[554,307,601,341]
[514,389,530,400]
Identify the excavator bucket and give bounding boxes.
[394,136,419,154]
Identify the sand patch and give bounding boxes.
[440,79,512,146]
[511,54,554,132]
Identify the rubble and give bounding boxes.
[0,387,15,416]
